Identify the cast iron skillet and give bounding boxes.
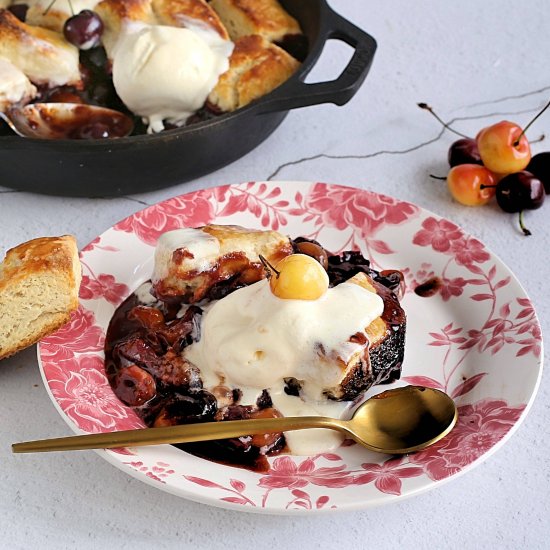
[0,0,376,197]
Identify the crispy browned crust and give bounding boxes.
[0,236,81,361]
[152,0,229,39]
[95,0,157,25]
[209,0,301,42]
[0,9,81,87]
[95,0,156,52]
[326,273,406,400]
[208,34,299,112]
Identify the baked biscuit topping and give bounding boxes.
[0,0,304,136]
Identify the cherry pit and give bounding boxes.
[420,100,550,236]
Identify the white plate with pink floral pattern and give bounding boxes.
[38,181,543,514]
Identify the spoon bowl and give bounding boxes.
[1,103,134,140]
[346,385,458,453]
[12,386,457,455]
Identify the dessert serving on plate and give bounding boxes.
[0,0,305,136]
[105,224,406,470]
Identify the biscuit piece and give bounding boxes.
[152,224,293,302]
[0,9,81,87]
[208,34,299,112]
[96,0,229,57]
[209,0,300,42]
[0,57,37,112]
[0,236,82,361]
[152,0,229,39]
[95,0,157,56]
[324,272,406,400]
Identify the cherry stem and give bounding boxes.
[42,0,57,15]
[258,255,280,278]
[530,133,545,144]
[429,174,447,181]
[518,211,532,236]
[480,184,497,189]
[68,0,74,16]
[417,103,471,139]
[514,99,550,146]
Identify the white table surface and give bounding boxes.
[1,1,549,548]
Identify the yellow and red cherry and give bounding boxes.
[261,253,329,300]
[447,164,496,206]
[476,121,531,174]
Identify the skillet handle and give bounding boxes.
[256,5,377,114]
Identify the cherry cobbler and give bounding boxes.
[0,0,307,137]
[105,225,406,471]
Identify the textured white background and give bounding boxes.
[1,0,549,548]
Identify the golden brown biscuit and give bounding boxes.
[208,34,299,112]
[95,0,157,55]
[325,272,406,400]
[0,9,81,87]
[0,57,37,112]
[96,0,229,57]
[209,0,300,42]
[152,224,293,302]
[0,235,82,361]
[152,0,229,39]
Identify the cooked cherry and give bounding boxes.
[377,269,404,294]
[526,152,550,194]
[249,408,283,447]
[63,10,104,50]
[114,336,161,367]
[45,88,83,104]
[113,364,156,407]
[153,390,217,427]
[294,240,329,270]
[256,389,273,409]
[8,4,28,22]
[448,138,483,167]
[128,306,165,329]
[152,350,202,388]
[495,171,545,213]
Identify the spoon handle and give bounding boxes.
[12,416,348,453]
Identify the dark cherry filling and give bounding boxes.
[104,238,403,471]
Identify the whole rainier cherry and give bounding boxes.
[261,254,329,300]
[476,121,531,174]
[447,164,496,206]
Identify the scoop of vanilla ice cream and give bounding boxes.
[0,58,37,112]
[184,279,384,400]
[112,24,233,133]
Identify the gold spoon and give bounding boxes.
[0,103,134,139]
[12,386,457,455]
